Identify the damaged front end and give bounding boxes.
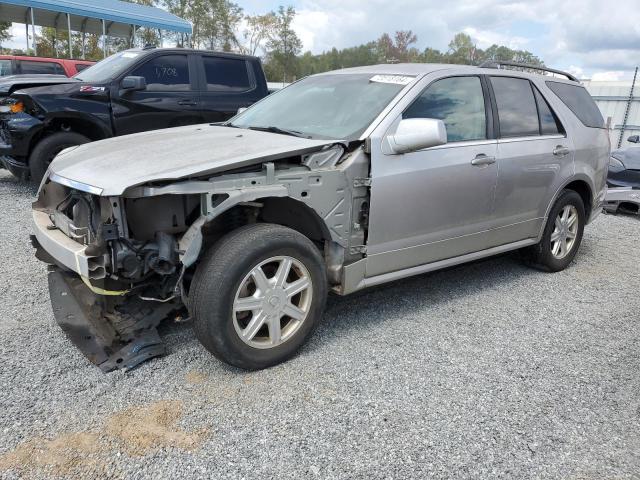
[32,176,193,371]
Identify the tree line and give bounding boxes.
[0,1,543,82]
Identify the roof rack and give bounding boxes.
[479,60,580,83]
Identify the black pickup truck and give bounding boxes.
[0,47,269,182]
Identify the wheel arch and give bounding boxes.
[180,193,334,270]
[544,175,594,223]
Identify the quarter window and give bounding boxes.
[546,81,604,128]
[404,76,487,142]
[130,55,191,91]
[491,77,539,137]
[202,56,252,92]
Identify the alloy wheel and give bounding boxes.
[550,205,579,259]
[232,256,313,349]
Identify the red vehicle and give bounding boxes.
[0,55,94,78]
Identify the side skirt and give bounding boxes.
[339,238,538,295]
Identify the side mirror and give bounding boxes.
[627,135,640,143]
[121,76,146,91]
[387,118,447,154]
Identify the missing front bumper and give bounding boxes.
[47,268,174,372]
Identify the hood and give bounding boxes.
[0,75,79,95]
[49,125,339,196]
[611,146,640,170]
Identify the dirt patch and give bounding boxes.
[105,400,207,456]
[0,431,105,477]
[0,400,208,477]
[185,370,208,385]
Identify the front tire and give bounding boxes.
[522,189,585,272]
[190,224,328,370]
[28,132,89,183]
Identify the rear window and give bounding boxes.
[75,63,90,72]
[19,60,65,75]
[0,59,12,76]
[202,56,252,92]
[546,81,604,128]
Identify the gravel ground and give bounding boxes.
[0,169,638,479]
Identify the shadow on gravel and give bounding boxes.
[156,250,537,359]
[0,171,38,195]
[312,252,532,347]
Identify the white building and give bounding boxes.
[583,76,639,149]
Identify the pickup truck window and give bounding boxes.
[231,73,409,140]
[130,55,191,91]
[404,76,486,142]
[75,51,143,83]
[19,60,65,76]
[203,56,251,91]
[0,60,11,76]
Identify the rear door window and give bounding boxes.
[533,87,564,135]
[404,76,487,142]
[130,54,191,91]
[546,81,604,128]
[490,76,539,137]
[202,56,252,92]
[19,60,65,75]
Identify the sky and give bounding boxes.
[4,0,639,81]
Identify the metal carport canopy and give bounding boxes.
[0,0,192,37]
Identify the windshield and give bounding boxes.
[230,73,414,140]
[74,50,144,83]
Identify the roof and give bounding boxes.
[323,63,579,85]
[0,0,192,36]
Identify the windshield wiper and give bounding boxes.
[246,126,311,138]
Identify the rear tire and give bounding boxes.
[522,189,585,272]
[190,223,327,370]
[29,132,89,183]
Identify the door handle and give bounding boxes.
[471,154,496,167]
[553,145,571,157]
[178,100,197,106]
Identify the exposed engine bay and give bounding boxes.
[31,143,370,371]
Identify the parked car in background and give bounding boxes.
[0,47,269,181]
[31,62,609,373]
[0,55,94,77]
[604,134,640,214]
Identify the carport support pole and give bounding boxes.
[67,13,72,59]
[102,19,107,58]
[30,7,37,56]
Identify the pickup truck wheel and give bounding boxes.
[29,132,89,183]
[190,224,327,370]
[522,189,585,272]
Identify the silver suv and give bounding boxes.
[32,62,609,372]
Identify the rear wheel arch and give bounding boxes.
[563,179,593,220]
[543,177,594,227]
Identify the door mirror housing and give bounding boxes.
[121,76,147,91]
[627,135,640,143]
[387,118,447,154]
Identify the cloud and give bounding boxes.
[591,71,627,82]
[288,0,640,77]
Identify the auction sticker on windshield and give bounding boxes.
[369,74,414,85]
